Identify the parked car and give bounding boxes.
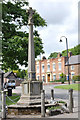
[4,80,16,89]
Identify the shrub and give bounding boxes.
[60,73,66,83]
[72,75,80,81]
[52,80,62,82]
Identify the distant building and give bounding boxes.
[4,71,17,83]
[35,52,80,83]
[65,54,80,80]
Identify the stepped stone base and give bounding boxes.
[17,95,43,106]
[17,80,43,106]
[8,103,57,115]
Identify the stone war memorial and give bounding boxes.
[17,7,43,106]
[8,7,43,115]
[7,7,71,117]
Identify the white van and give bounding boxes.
[7,80,16,89]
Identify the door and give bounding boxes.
[47,74,50,82]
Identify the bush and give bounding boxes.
[52,80,62,82]
[60,73,66,83]
[72,75,80,81]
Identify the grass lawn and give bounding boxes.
[54,84,80,91]
[6,93,20,105]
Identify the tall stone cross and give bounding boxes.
[27,7,35,81]
[17,7,43,106]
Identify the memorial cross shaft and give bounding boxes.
[27,7,35,81]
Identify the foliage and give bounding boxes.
[13,69,27,79]
[48,44,80,59]
[58,101,66,104]
[48,106,61,110]
[62,44,80,56]
[50,80,61,82]
[60,73,66,83]
[48,52,58,59]
[54,84,79,91]
[6,93,20,105]
[72,75,80,81]
[2,0,47,70]
[54,80,63,82]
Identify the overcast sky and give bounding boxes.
[27,0,78,59]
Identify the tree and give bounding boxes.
[60,73,66,84]
[62,44,80,57]
[2,0,47,70]
[48,52,58,59]
[13,69,27,79]
[48,44,80,59]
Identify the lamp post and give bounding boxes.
[59,36,70,85]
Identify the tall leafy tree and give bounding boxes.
[62,44,80,56]
[48,44,80,59]
[48,52,58,59]
[2,0,47,70]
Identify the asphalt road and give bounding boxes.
[12,84,78,109]
[12,84,78,101]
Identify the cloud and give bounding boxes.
[28,0,78,58]
[29,0,72,25]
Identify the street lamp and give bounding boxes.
[59,36,70,85]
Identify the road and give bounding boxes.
[13,84,78,101]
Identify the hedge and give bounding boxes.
[72,75,80,81]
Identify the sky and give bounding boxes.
[27,0,78,59]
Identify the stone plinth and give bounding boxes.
[17,80,43,106]
[8,103,57,115]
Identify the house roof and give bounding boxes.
[4,71,17,78]
[65,55,80,65]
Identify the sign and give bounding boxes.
[67,76,69,80]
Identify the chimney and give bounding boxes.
[42,56,46,60]
[57,52,62,58]
[68,51,72,57]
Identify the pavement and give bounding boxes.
[3,83,80,119]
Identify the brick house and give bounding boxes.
[65,54,80,80]
[36,53,67,83]
[35,52,80,83]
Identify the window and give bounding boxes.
[42,64,44,73]
[59,73,61,79]
[58,62,61,70]
[71,72,75,79]
[47,64,50,72]
[37,65,39,73]
[37,76,39,80]
[71,65,74,70]
[53,74,56,80]
[42,75,45,82]
[53,63,56,71]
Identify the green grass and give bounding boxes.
[58,101,66,104]
[48,106,61,110]
[6,93,20,105]
[54,84,80,91]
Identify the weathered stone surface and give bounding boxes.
[8,7,43,115]
[17,81,43,106]
[8,103,59,115]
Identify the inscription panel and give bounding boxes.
[33,83,40,95]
